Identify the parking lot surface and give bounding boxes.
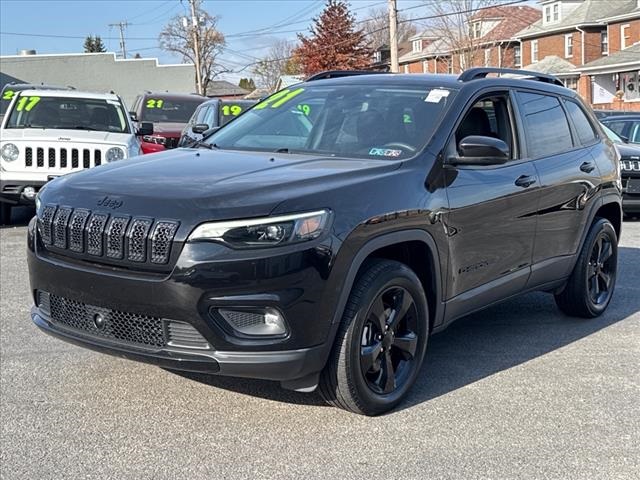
[1,208,639,480]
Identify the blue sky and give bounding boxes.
[1,0,422,82]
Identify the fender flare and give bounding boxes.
[329,228,444,331]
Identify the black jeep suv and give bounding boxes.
[28,68,622,415]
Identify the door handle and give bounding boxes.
[580,161,596,173]
[515,175,537,188]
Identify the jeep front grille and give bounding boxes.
[621,159,640,172]
[38,204,179,269]
[40,292,210,350]
[24,146,103,170]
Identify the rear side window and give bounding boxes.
[517,92,573,158]
[564,100,596,145]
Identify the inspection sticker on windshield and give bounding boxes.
[369,148,402,157]
[425,89,450,103]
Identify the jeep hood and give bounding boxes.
[39,148,399,221]
[1,128,131,145]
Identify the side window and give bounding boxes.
[454,93,515,159]
[202,106,217,127]
[604,121,627,137]
[630,121,640,143]
[194,106,209,125]
[564,99,596,145]
[516,92,573,158]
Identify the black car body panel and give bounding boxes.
[28,71,622,392]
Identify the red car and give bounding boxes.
[129,93,207,154]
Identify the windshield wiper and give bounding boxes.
[192,140,219,150]
[73,126,98,131]
[274,148,291,153]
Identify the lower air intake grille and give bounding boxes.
[166,321,210,349]
[49,294,166,348]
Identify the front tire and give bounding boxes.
[319,259,429,415]
[555,218,618,318]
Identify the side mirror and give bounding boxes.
[137,122,153,136]
[129,111,138,122]
[192,123,210,134]
[449,136,510,166]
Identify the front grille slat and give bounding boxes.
[86,213,109,256]
[105,216,130,259]
[83,149,91,169]
[25,147,33,167]
[621,159,640,172]
[127,218,153,262]
[52,207,72,248]
[49,294,166,348]
[60,148,68,168]
[37,147,44,167]
[71,149,79,168]
[151,221,179,264]
[48,148,56,168]
[95,149,102,166]
[39,205,178,270]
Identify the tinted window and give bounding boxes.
[564,100,596,145]
[517,92,573,158]
[604,120,627,137]
[629,121,640,143]
[194,105,209,125]
[140,96,204,123]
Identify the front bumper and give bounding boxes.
[32,307,326,382]
[1,179,47,205]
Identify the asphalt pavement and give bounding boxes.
[1,206,639,479]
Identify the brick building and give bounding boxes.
[398,5,541,74]
[515,0,640,109]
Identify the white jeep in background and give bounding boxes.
[0,89,152,224]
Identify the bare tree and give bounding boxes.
[253,39,301,92]
[421,0,502,71]
[159,1,226,95]
[362,6,417,49]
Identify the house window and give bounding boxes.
[565,34,573,58]
[621,24,630,49]
[484,48,491,67]
[403,64,409,74]
[423,60,429,73]
[563,77,578,90]
[459,53,466,71]
[373,51,382,63]
[447,58,454,74]
[514,44,522,67]
[531,40,539,63]
[544,6,551,23]
[553,3,559,21]
[601,30,609,54]
[412,40,422,53]
[471,22,482,39]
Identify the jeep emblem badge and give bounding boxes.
[93,313,106,330]
[97,195,123,210]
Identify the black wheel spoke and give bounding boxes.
[361,342,382,373]
[369,297,387,332]
[381,352,396,394]
[587,263,597,278]
[590,275,600,296]
[599,241,612,263]
[599,272,611,290]
[388,289,413,330]
[393,332,417,360]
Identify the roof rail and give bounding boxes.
[305,70,390,82]
[458,67,564,87]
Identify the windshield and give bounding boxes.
[601,123,623,144]
[5,94,130,133]
[140,97,204,123]
[206,84,455,159]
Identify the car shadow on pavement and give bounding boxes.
[0,206,34,229]
[169,246,639,413]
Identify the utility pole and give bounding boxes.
[388,0,399,73]
[108,21,131,59]
[188,0,203,95]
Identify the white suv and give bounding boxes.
[0,89,151,224]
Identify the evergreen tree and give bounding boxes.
[294,0,371,76]
[83,35,106,53]
[238,78,256,90]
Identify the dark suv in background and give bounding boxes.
[28,68,621,415]
[129,92,206,153]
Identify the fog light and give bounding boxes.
[218,308,287,337]
[23,186,37,200]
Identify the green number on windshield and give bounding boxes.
[222,105,243,116]
[254,88,304,110]
[146,99,164,109]
[2,90,14,100]
[16,96,41,112]
[297,104,311,116]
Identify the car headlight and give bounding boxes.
[143,135,166,145]
[1,143,19,162]
[188,210,331,248]
[106,147,126,162]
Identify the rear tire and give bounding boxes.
[319,259,429,415]
[554,218,617,318]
